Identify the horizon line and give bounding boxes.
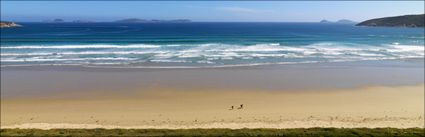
[1,21,360,23]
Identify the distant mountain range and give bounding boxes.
[39,18,191,23]
[42,19,95,23]
[4,15,424,28]
[42,19,65,23]
[356,14,424,28]
[319,19,357,24]
[115,18,191,23]
[72,20,95,23]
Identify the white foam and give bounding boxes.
[215,44,290,52]
[196,60,215,64]
[386,44,425,56]
[1,57,137,62]
[1,51,167,56]
[390,45,424,52]
[150,59,191,63]
[1,44,160,49]
[1,42,424,67]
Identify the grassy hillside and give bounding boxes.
[1,128,424,137]
[356,14,424,27]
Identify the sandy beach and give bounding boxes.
[0,59,423,130]
[1,1,425,135]
[1,60,424,129]
[1,84,424,129]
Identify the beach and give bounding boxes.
[1,85,424,129]
[1,60,424,129]
[1,22,424,131]
[1,1,424,136]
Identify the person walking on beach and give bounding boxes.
[229,106,234,110]
[238,104,243,109]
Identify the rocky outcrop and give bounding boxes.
[0,21,21,28]
[356,14,424,28]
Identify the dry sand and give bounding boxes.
[1,84,423,129]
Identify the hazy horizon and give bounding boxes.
[1,1,424,22]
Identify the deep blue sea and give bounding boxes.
[1,23,424,68]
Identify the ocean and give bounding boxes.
[1,22,424,68]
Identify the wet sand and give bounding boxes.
[2,60,424,98]
[1,60,424,129]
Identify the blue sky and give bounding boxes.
[1,1,424,22]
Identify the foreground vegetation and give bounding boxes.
[1,128,424,137]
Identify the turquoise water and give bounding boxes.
[1,23,424,68]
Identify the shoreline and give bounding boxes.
[1,58,424,70]
[2,59,423,99]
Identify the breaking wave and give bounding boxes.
[1,42,424,68]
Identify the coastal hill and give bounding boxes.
[115,18,191,23]
[356,14,424,27]
[0,21,21,28]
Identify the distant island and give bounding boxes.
[319,20,332,23]
[319,19,356,24]
[37,18,191,23]
[0,21,21,28]
[356,14,424,28]
[72,20,95,23]
[42,19,66,23]
[42,19,94,23]
[115,18,191,23]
